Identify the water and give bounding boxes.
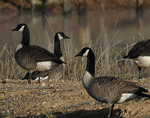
[0,9,150,54]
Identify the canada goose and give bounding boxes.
[22,32,70,81]
[75,47,150,118]
[123,39,150,79]
[12,23,66,84]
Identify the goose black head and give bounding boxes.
[12,23,27,32]
[75,47,91,57]
[56,32,70,40]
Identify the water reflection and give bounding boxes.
[136,7,144,38]
[0,9,150,53]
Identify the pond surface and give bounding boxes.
[0,9,150,55]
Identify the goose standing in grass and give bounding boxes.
[12,23,66,84]
[123,39,150,79]
[75,47,150,118]
[22,32,70,81]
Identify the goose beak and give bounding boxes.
[74,53,82,57]
[62,61,67,64]
[12,27,17,31]
[65,35,70,39]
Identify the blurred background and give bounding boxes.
[0,0,150,51]
[1,0,150,79]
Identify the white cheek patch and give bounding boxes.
[19,26,25,32]
[57,34,63,40]
[15,43,23,52]
[83,49,89,57]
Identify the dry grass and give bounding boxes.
[62,40,140,82]
[0,44,26,80]
[61,22,141,81]
[0,40,141,81]
[0,36,143,81]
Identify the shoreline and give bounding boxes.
[1,0,150,13]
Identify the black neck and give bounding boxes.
[86,50,95,77]
[54,34,62,58]
[21,26,30,46]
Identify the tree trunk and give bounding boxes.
[136,0,143,11]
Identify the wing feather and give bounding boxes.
[18,45,65,64]
[127,39,150,58]
[88,77,147,103]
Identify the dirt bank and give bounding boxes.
[0,78,150,118]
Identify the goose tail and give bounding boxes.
[136,87,150,98]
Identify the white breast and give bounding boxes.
[15,44,23,52]
[36,61,52,71]
[82,71,93,88]
[133,56,150,68]
[118,93,139,103]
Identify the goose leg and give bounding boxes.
[138,67,142,79]
[28,71,31,84]
[38,72,40,83]
[108,103,114,118]
[38,76,40,83]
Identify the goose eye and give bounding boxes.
[57,34,63,40]
[18,25,25,32]
[83,49,89,57]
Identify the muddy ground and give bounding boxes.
[0,78,150,118]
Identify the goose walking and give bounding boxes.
[75,47,149,118]
[22,32,69,81]
[124,39,150,79]
[12,23,66,84]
